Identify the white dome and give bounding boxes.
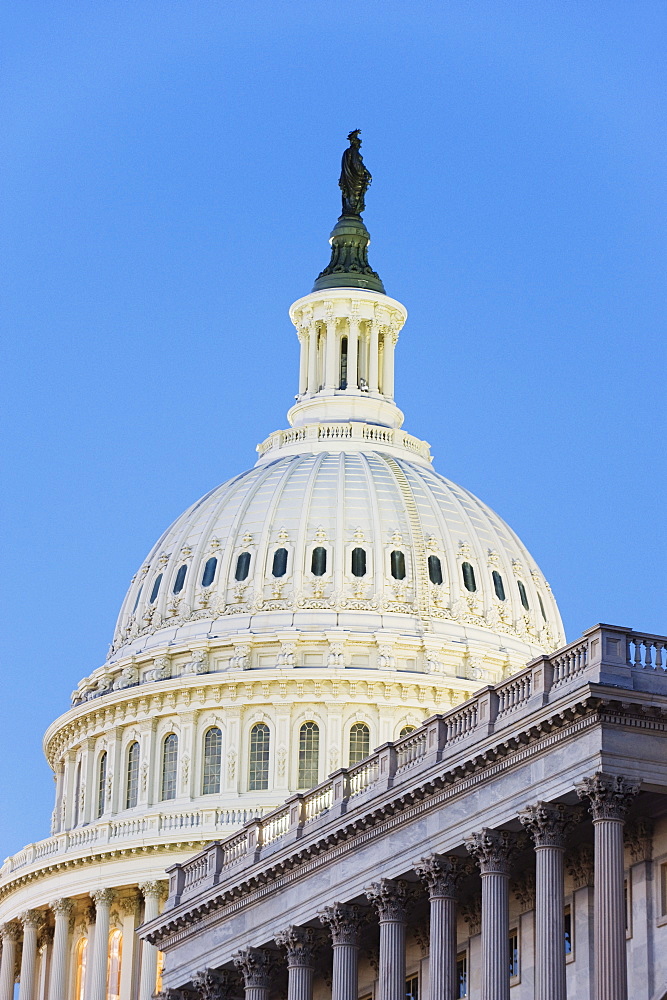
[109,445,563,667]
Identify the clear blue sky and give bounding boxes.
[1,1,665,860]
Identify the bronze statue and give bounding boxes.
[339,129,372,216]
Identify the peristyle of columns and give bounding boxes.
[89,888,114,1000]
[275,926,316,1000]
[365,878,409,1000]
[319,902,364,1000]
[466,829,516,1000]
[0,922,22,1000]
[577,772,640,1000]
[18,910,41,1000]
[415,854,471,1000]
[139,881,163,1000]
[47,898,73,1000]
[519,802,579,1000]
[233,947,274,1000]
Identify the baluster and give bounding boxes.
[656,643,664,670]
[634,639,642,667]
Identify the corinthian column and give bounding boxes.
[276,926,316,1000]
[519,803,579,1000]
[466,830,515,1000]
[138,881,163,1000]
[0,923,21,1000]
[576,772,640,1000]
[89,889,114,1000]
[415,855,470,1000]
[319,903,364,1000]
[48,898,73,1000]
[365,879,409,1000]
[233,948,274,1000]
[19,910,41,1000]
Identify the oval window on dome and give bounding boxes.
[461,562,476,593]
[390,550,406,580]
[492,570,506,601]
[538,592,547,621]
[311,546,327,577]
[172,564,187,595]
[149,574,163,604]
[201,557,218,588]
[428,555,443,585]
[272,547,288,577]
[235,551,251,581]
[351,547,367,577]
[517,580,530,611]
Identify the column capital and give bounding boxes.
[319,902,365,946]
[576,772,640,821]
[566,844,594,889]
[232,947,274,989]
[20,909,42,929]
[365,878,409,921]
[91,888,115,908]
[518,801,582,848]
[414,854,472,898]
[192,967,236,999]
[139,879,168,901]
[275,925,316,967]
[465,828,517,875]
[49,898,73,919]
[1,920,22,941]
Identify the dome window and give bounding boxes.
[492,570,506,601]
[391,550,406,580]
[340,335,348,389]
[462,562,477,593]
[249,722,271,791]
[173,564,187,594]
[125,742,140,809]
[272,547,288,577]
[349,722,370,765]
[538,592,547,621]
[132,587,143,613]
[311,546,327,576]
[201,557,218,588]
[428,555,443,585]
[235,552,251,581]
[97,751,107,819]
[518,580,530,611]
[298,721,320,789]
[202,727,222,795]
[351,547,367,577]
[149,574,163,604]
[161,734,178,801]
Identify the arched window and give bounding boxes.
[235,551,251,581]
[249,723,271,791]
[74,937,88,1000]
[340,335,348,388]
[399,725,416,738]
[272,547,288,577]
[149,573,163,604]
[428,555,443,585]
[311,546,327,577]
[172,564,187,594]
[107,928,122,1000]
[201,557,217,588]
[390,550,406,580]
[72,759,82,827]
[202,727,222,795]
[97,751,107,819]
[538,592,547,621]
[517,580,530,611]
[461,562,477,592]
[132,587,142,613]
[161,734,178,801]
[126,742,140,809]
[351,547,367,577]
[298,722,319,790]
[492,570,506,601]
[349,723,370,765]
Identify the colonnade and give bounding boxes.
[298,316,397,398]
[224,773,639,1000]
[0,881,165,1000]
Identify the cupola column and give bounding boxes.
[308,323,319,394]
[466,830,516,1000]
[0,923,21,1000]
[298,331,309,396]
[348,312,360,390]
[382,328,395,398]
[576,773,640,1000]
[416,855,470,1000]
[276,926,315,1000]
[319,903,364,1000]
[366,879,408,1000]
[18,910,41,1000]
[47,898,73,1000]
[324,312,338,389]
[368,319,379,392]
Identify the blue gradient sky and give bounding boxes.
[1,2,665,859]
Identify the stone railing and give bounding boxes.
[256,421,432,463]
[164,624,667,910]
